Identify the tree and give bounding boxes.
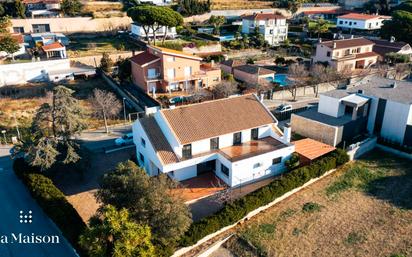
[381,2,412,44]
[287,63,308,101]
[61,0,82,16]
[161,8,183,43]
[212,81,238,98]
[308,18,329,39]
[21,86,86,170]
[89,89,122,134]
[0,16,20,60]
[116,57,132,82]
[178,0,211,17]
[0,4,5,17]
[14,0,26,18]
[100,52,114,72]
[96,161,192,251]
[79,205,155,257]
[208,15,225,35]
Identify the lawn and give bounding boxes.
[0,77,127,141]
[225,150,412,257]
[66,35,138,58]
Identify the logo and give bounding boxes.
[19,210,33,224]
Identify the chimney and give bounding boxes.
[351,35,354,39]
[319,38,322,43]
[259,93,264,102]
[211,60,215,67]
[333,41,337,49]
[392,82,397,88]
[283,123,291,143]
[390,36,396,43]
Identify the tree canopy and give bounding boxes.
[381,1,412,44]
[61,0,82,16]
[177,0,211,17]
[208,15,225,35]
[79,205,155,257]
[0,16,20,58]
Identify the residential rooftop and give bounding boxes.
[320,38,374,50]
[234,65,274,75]
[338,13,391,21]
[242,13,286,21]
[160,94,277,145]
[322,77,412,105]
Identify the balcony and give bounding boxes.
[145,73,161,81]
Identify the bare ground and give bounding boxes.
[225,150,412,257]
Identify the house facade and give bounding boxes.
[241,13,288,46]
[132,94,295,187]
[232,65,275,85]
[130,46,221,94]
[370,38,412,61]
[23,0,61,18]
[336,13,391,31]
[312,37,378,71]
[291,77,412,147]
[130,23,177,40]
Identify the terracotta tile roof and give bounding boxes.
[321,38,374,49]
[338,13,390,20]
[242,13,286,21]
[130,51,160,66]
[220,59,246,67]
[11,34,24,44]
[161,94,277,145]
[293,138,335,161]
[149,46,202,60]
[234,65,275,76]
[140,117,179,165]
[355,51,379,59]
[41,42,64,51]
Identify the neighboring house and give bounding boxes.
[241,12,288,46]
[295,9,348,22]
[291,77,412,147]
[336,13,391,31]
[139,0,172,5]
[0,34,26,58]
[232,65,275,85]
[132,94,295,187]
[370,38,412,61]
[41,42,67,59]
[220,59,246,74]
[30,32,69,47]
[23,0,61,18]
[130,23,177,40]
[130,46,221,94]
[312,37,378,71]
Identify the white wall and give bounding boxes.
[131,24,176,38]
[318,94,344,117]
[337,17,387,30]
[366,96,378,134]
[380,100,410,143]
[0,59,70,86]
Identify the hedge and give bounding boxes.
[179,149,349,246]
[13,158,87,256]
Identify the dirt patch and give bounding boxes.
[226,150,412,257]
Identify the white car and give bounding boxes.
[115,133,133,146]
[274,104,292,113]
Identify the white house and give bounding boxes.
[0,34,27,59]
[139,0,172,5]
[131,23,177,40]
[291,77,412,147]
[337,13,391,31]
[132,94,295,187]
[241,13,288,46]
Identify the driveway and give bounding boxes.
[0,145,78,257]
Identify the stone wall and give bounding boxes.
[70,52,138,67]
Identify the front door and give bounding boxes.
[197,160,216,175]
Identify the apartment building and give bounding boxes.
[336,13,391,31]
[132,94,294,187]
[312,38,378,71]
[241,13,288,46]
[130,46,221,94]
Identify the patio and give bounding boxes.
[172,172,227,203]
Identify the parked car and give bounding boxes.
[274,104,292,113]
[169,95,193,104]
[114,133,133,146]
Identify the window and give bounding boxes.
[182,144,192,159]
[339,21,343,24]
[13,27,24,33]
[233,132,242,145]
[272,157,282,165]
[32,24,50,33]
[139,152,145,163]
[251,128,259,140]
[141,138,146,147]
[269,29,273,34]
[253,163,261,169]
[326,51,331,57]
[221,164,229,177]
[210,137,219,150]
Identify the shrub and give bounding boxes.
[285,152,300,170]
[179,150,348,246]
[302,202,322,213]
[13,159,86,255]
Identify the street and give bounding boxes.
[0,145,78,257]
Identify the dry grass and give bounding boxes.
[226,150,412,257]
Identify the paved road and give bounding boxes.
[0,145,78,257]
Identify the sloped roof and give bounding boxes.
[370,39,411,56]
[293,138,335,160]
[338,13,390,20]
[140,117,179,165]
[41,42,64,51]
[220,59,246,67]
[130,51,160,66]
[148,45,202,61]
[161,94,277,145]
[242,13,286,21]
[234,65,275,75]
[23,0,60,4]
[321,38,374,50]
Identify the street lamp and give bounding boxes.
[1,130,6,145]
[122,97,127,124]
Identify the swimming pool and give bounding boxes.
[218,35,236,42]
[267,74,290,86]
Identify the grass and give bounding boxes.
[226,150,412,257]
